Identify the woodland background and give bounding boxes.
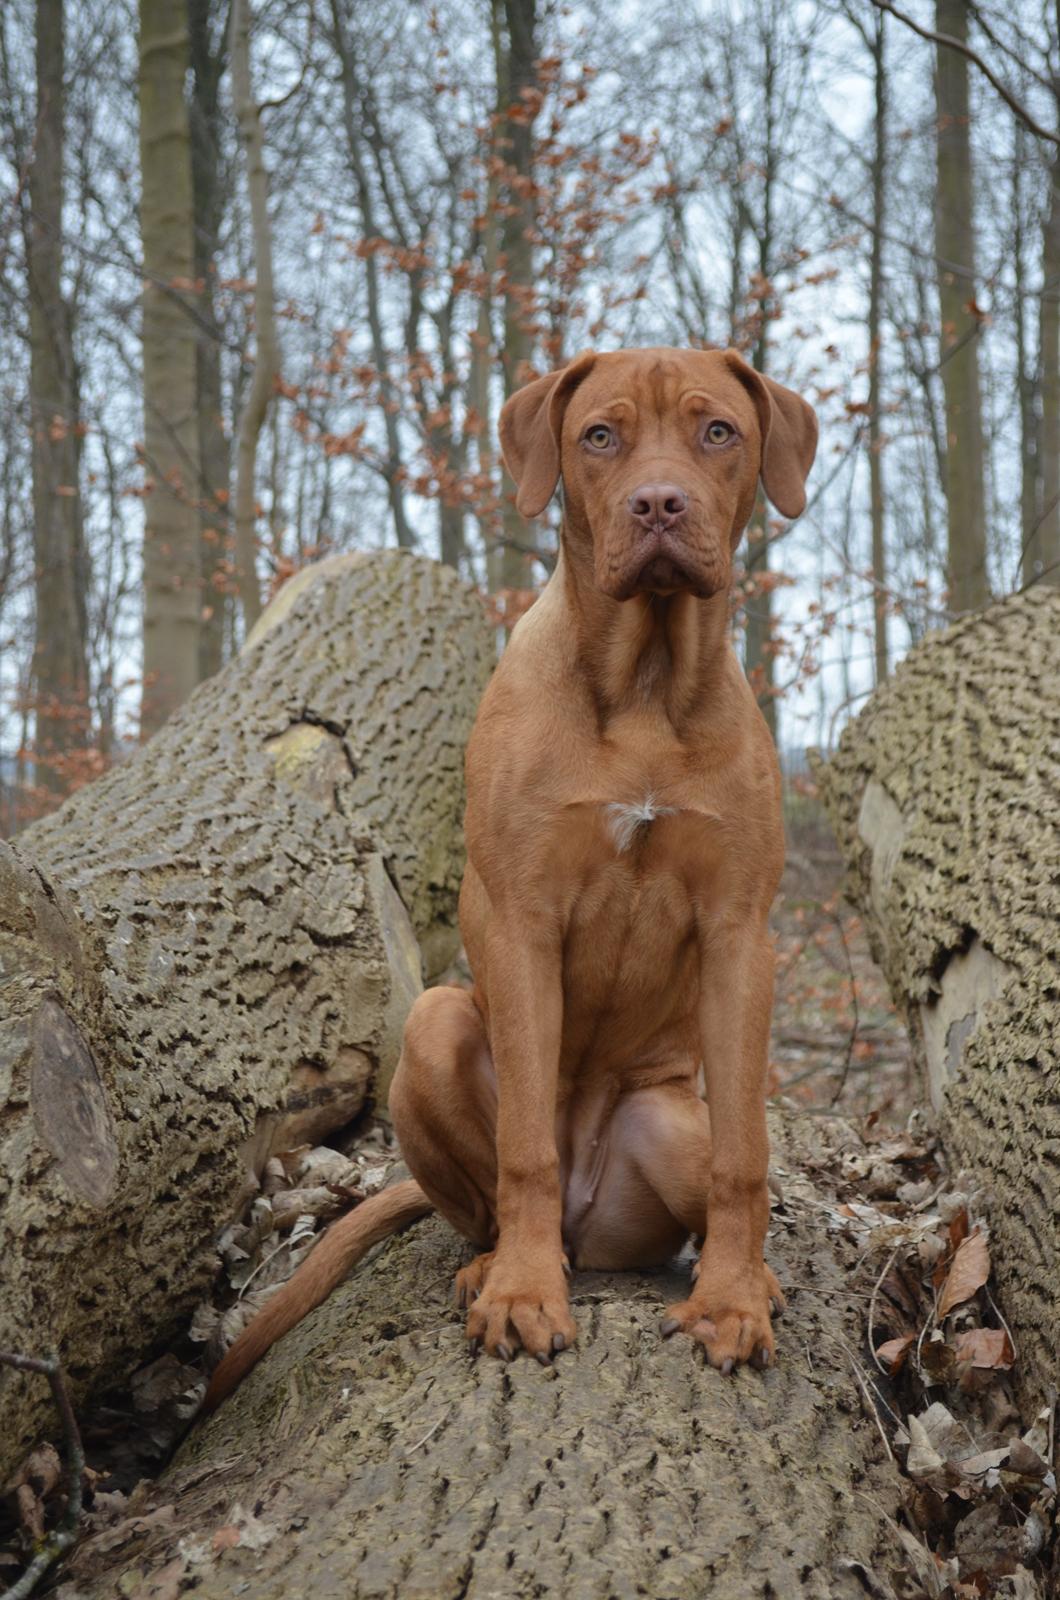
[2,0,1059,828]
[1,5,1059,1593]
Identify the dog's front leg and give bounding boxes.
[662,914,783,1372]
[466,920,577,1363]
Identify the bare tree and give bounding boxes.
[494,0,540,595]
[934,0,990,612]
[1031,16,1060,585]
[28,0,89,793]
[138,0,202,733]
[230,0,278,633]
[189,0,232,676]
[867,8,890,681]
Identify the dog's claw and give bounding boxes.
[769,1296,782,1318]
[496,1341,512,1362]
[536,1350,552,1367]
[720,1357,734,1377]
[660,1317,681,1339]
[468,1336,482,1356]
[551,1332,566,1353]
[753,1344,771,1370]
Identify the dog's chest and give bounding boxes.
[552,795,718,1042]
[602,794,676,854]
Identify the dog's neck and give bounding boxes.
[557,535,732,731]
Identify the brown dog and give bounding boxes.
[204,346,817,1409]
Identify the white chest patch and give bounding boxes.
[604,794,677,853]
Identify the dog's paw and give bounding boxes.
[661,1260,783,1374]
[455,1251,495,1310]
[464,1253,577,1364]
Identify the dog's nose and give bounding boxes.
[628,483,689,530]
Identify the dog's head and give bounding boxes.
[499,347,817,601]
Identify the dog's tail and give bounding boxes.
[201,1178,433,1413]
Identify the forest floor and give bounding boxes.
[770,808,915,1128]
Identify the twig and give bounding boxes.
[868,0,1060,146]
[404,1415,445,1456]
[0,1352,84,1600]
[867,1244,902,1374]
[844,1349,896,1464]
[983,1283,1019,1367]
[828,910,860,1107]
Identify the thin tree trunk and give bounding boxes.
[28,0,89,794]
[434,302,466,570]
[496,0,540,594]
[189,0,230,679]
[868,9,889,685]
[742,26,778,743]
[470,43,502,587]
[933,0,989,613]
[1012,123,1040,576]
[138,0,202,734]
[1033,131,1060,586]
[329,0,414,550]
[230,0,276,636]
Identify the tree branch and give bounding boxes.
[0,1352,84,1600]
[868,0,1059,144]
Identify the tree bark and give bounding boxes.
[28,0,90,794]
[230,0,276,636]
[0,552,492,1482]
[740,16,780,743]
[1012,122,1041,579]
[933,0,990,614]
[470,83,501,583]
[66,1113,910,1600]
[188,0,231,680]
[814,585,1060,1397]
[138,0,203,733]
[496,0,541,597]
[1033,137,1060,587]
[868,8,889,685]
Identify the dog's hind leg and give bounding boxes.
[389,984,500,1255]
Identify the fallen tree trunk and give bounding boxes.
[815,586,1060,1396]
[65,1113,909,1600]
[0,550,492,1480]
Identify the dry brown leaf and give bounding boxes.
[953,1326,1013,1370]
[1005,1439,1048,1479]
[919,1333,958,1385]
[876,1334,914,1374]
[938,1229,990,1317]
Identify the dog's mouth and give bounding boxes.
[607,529,722,601]
[634,553,690,594]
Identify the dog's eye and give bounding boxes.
[706,421,733,445]
[584,425,613,450]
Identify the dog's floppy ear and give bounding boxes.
[723,350,818,519]
[499,353,596,518]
